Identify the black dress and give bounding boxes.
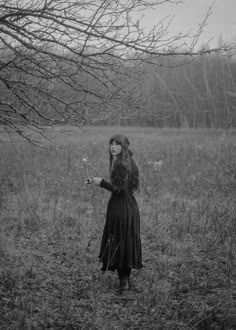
[98,162,142,272]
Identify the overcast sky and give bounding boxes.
[139,0,236,48]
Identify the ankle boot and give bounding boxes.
[119,277,129,291]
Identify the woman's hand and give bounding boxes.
[93,177,103,185]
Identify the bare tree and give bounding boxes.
[0,0,228,141]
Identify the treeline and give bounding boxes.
[1,51,236,129]
[110,53,236,128]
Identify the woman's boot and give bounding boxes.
[119,276,129,291]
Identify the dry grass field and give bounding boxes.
[0,126,235,329]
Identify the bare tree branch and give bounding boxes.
[0,0,230,142]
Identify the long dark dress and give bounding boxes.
[98,162,142,272]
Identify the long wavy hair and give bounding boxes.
[108,135,139,192]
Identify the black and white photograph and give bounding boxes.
[0,0,235,329]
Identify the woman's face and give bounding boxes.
[110,140,122,157]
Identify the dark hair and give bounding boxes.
[108,134,139,192]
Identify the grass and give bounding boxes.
[0,126,236,329]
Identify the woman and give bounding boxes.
[93,134,142,292]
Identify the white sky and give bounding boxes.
[139,0,236,48]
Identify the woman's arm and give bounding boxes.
[93,162,128,193]
[92,177,114,192]
[100,179,113,192]
[93,178,122,193]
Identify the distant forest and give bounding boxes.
[107,53,236,128]
[1,52,236,129]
